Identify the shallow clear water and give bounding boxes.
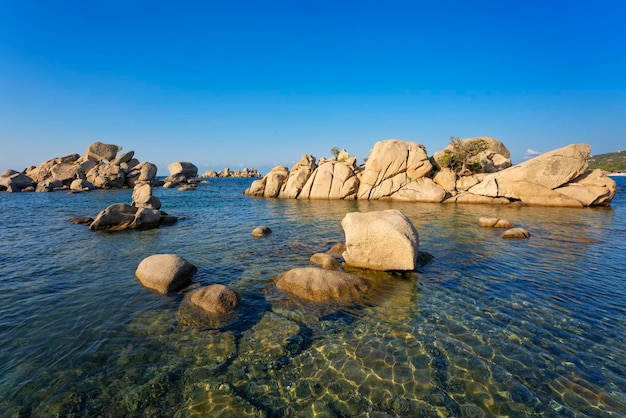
[1,178,625,417]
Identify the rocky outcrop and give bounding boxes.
[86,182,176,231]
[342,210,419,271]
[245,140,616,207]
[280,154,317,198]
[163,162,198,188]
[3,142,158,193]
[0,170,35,192]
[135,254,197,293]
[201,167,262,178]
[275,267,368,303]
[297,160,359,200]
[358,140,433,200]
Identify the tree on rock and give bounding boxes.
[439,137,489,175]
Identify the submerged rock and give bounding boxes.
[478,217,514,228]
[502,228,531,239]
[251,225,272,237]
[186,284,239,315]
[276,267,368,303]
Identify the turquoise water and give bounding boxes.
[1,177,625,417]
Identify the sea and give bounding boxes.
[0,176,624,417]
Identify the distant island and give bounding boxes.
[588,150,626,174]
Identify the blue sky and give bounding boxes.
[1,1,625,175]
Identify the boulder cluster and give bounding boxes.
[0,142,157,193]
[245,138,617,207]
[201,167,262,178]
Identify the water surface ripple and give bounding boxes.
[1,178,625,417]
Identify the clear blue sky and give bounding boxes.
[1,0,625,175]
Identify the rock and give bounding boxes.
[358,139,433,200]
[555,169,617,206]
[131,182,153,206]
[35,179,63,192]
[474,144,590,191]
[389,177,447,202]
[86,162,126,189]
[167,162,198,178]
[70,178,94,191]
[109,150,135,166]
[478,217,514,228]
[126,162,157,187]
[326,243,346,258]
[135,254,197,293]
[251,226,272,237]
[244,178,266,196]
[0,172,35,190]
[264,166,289,198]
[445,192,510,205]
[178,184,196,191]
[433,168,457,194]
[275,267,368,303]
[297,160,359,200]
[68,217,93,224]
[342,210,419,271]
[24,154,80,183]
[87,141,122,162]
[89,203,138,231]
[502,228,531,239]
[186,284,239,314]
[280,154,317,198]
[89,203,162,231]
[310,253,340,270]
[471,178,584,207]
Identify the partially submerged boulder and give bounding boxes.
[342,210,419,271]
[185,284,239,314]
[310,253,340,270]
[478,217,514,228]
[502,228,531,239]
[275,267,368,303]
[0,171,35,191]
[251,225,272,237]
[88,203,162,231]
[135,254,197,293]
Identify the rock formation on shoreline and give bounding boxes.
[0,142,157,193]
[245,138,617,207]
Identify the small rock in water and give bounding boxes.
[502,228,531,239]
[68,217,93,224]
[251,225,272,237]
[478,217,514,228]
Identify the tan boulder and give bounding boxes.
[89,203,162,231]
[24,153,81,183]
[167,161,198,178]
[478,217,514,228]
[310,253,340,270]
[264,166,289,198]
[555,169,617,206]
[251,225,272,237]
[298,160,359,200]
[358,139,433,200]
[502,228,531,239]
[280,154,316,198]
[132,182,153,206]
[433,168,457,193]
[87,142,122,162]
[0,171,35,190]
[109,151,135,166]
[135,254,197,293]
[186,284,239,314]
[445,192,510,205]
[244,178,266,196]
[390,177,447,202]
[342,210,419,271]
[86,163,126,189]
[275,267,368,302]
[475,143,590,191]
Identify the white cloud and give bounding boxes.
[524,148,541,160]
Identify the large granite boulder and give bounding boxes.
[185,284,239,314]
[24,154,81,183]
[263,165,289,198]
[167,162,198,178]
[126,162,157,187]
[342,210,419,271]
[0,170,35,191]
[89,203,162,231]
[357,139,433,200]
[87,142,122,162]
[135,254,197,293]
[466,144,614,207]
[388,177,447,202]
[131,182,161,209]
[555,169,617,206]
[297,160,359,200]
[280,154,317,198]
[86,162,126,189]
[275,267,368,303]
